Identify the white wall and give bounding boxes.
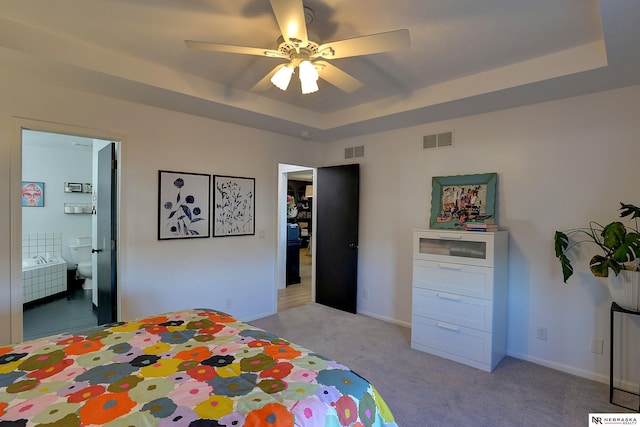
[0,68,322,345]
[321,84,640,385]
[22,138,92,264]
[2,61,639,386]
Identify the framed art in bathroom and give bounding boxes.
[22,181,45,207]
[429,172,497,229]
[158,170,211,240]
[212,175,255,237]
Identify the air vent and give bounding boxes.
[423,134,437,149]
[423,131,454,150]
[344,145,365,159]
[345,147,354,159]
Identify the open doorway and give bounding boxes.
[276,163,360,314]
[10,119,121,343]
[277,164,315,311]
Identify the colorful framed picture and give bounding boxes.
[22,181,45,207]
[213,175,255,237]
[158,170,211,240]
[430,173,497,229]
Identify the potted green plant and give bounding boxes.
[554,202,640,311]
[286,195,298,222]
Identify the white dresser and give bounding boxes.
[411,229,509,372]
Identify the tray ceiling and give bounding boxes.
[1,0,639,141]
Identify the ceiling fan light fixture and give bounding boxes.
[299,60,318,81]
[301,78,319,94]
[299,60,319,94]
[271,64,294,91]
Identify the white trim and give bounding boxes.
[506,350,615,385]
[242,310,278,323]
[277,164,316,302]
[359,310,411,329]
[9,119,23,343]
[10,117,126,343]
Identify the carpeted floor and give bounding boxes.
[251,303,635,427]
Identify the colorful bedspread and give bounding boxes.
[0,308,397,427]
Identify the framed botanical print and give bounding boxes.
[158,170,210,240]
[213,175,255,237]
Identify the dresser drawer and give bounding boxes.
[413,230,500,267]
[412,288,493,332]
[413,259,493,299]
[411,316,492,366]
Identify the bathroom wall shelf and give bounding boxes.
[64,182,92,193]
[64,203,92,214]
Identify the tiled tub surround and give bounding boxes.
[22,261,67,304]
[22,232,63,260]
[22,233,68,304]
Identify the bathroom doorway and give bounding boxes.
[18,126,119,341]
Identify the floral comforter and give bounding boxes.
[0,308,397,427]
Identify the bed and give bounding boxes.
[0,308,397,426]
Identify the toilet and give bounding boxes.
[69,237,93,290]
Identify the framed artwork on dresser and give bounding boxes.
[429,172,497,229]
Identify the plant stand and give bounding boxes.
[610,302,640,412]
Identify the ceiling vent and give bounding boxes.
[423,131,454,150]
[345,145,365,159]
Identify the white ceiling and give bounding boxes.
[22,130,95,151]
[1,0,639,142]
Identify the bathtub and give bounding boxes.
[22,258,68,304]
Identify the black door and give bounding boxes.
[315,164,359,313]
[96,143,117,325]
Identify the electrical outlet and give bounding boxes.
[225,298,232,309]
[536,327,547,341]
[363,288,369,299]
[590,338,603,354]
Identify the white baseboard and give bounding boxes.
[358,309,411,328]
[243,310,277,323]
[506,350,640,392]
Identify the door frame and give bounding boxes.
[9,117,124,343]
[276,164,316,300]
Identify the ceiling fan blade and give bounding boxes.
[269,0,308,47]
[316,29,410,60]
[185,40,284,58]
[251,64,285,92]
[315,61,363,93]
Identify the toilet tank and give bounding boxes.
[69,237,92,263]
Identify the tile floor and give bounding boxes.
[23,289,97,341]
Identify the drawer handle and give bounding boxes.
[439,234,462,240]
[437,263,463,271]
[436,292,461,301]
[436,322,460,332]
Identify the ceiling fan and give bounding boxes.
[185,0,410,94]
